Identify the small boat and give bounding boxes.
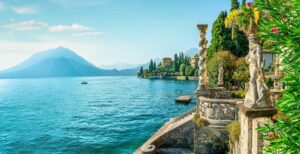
[81,81,88,84]
[175,96,192,103]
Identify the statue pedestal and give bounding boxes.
[236,103,277,154]
[195,86,209,97]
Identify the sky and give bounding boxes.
[0,0,236,70]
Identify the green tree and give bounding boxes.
[153,62,156,70]
[231,0,240,11]
[232,29,249,57]
[232,58,249,89]
[207,51,236,88]
[185,66,194,76]
[255,0,300,153]
[229,0,249,57]
[194,68,199,77]
[207,11,234,60]
[241,0,246,6]
[149,60,153,72]
[138,66,144,76]
[179,64,186,76]
[173,54,180,72]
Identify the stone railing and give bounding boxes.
[270,89,283,104]
[172,107,196,123]
[198,97,242,127]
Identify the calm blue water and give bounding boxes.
[0,76,197,154]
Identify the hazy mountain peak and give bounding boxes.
[184,48,198,57]
[0,47,139,78]
[2,47,95,73]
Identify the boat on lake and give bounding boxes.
[81,81,88,84]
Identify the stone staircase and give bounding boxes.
[135,108,196,154]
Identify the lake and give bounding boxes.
[0,76,197,154]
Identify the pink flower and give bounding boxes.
[272,26,279,34]
[246,2,252,8]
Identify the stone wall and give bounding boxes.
[154,120,194,149]
[194,126,229,154]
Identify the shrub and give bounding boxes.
[225,121,241,143]
[231,90,246,98]
[192,113,208,128]
[256,0,300,153]
[207,51,237,88]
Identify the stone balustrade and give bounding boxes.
[270,89,283,104]
[198,97,242,127]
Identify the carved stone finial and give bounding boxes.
[244,34,272,108]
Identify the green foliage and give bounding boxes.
[185,66,194,76]
[231,29,249,57]
[193,113,208,128]
[232,58,249,89]
[179,64,186,76]
[173,53,180,72]
[149,59,154,72]
[141,52,197,79]
[266,77,273,89]
[208,10,248,59]
[225,121,241,143]
[138,66,143,76]
[255,0,300,153]
[194,68,198,77]
[138,69,150,78]
[207,11,234,60]
[231,0,240,11]
[241,0,246,6]
[207,51,236,88]
[194,53,198,58]
[231,90,246,98]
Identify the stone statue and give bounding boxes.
[217,63,224,87]
[244,34,272,108]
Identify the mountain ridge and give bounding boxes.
[0,47,137,78]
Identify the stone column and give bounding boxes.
[237,104,276,154]
[195,24,209,99]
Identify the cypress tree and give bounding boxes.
[207,11,233,60]
[153,62,156,70]
[173,54,179,72]
[139,67,143,75]
[230,0,249,57]
[232,30,249,57]
[149,60,153,72]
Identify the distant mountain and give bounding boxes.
[185,48,198,57]
[0,47,138,78]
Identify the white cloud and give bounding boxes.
[2,20,48,31]
[12,6,36,14]
[72,31,104,36]
[48,24,93,32]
